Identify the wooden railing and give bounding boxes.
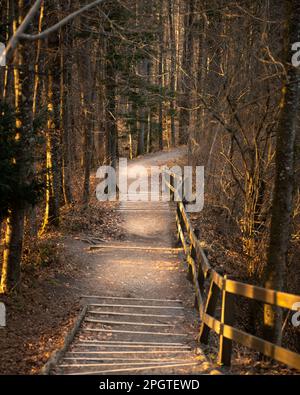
[164,171,300,371]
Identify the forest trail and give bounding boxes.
[47,148,220,375]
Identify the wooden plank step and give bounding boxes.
[82,328,188,336]
[86,311,184,319]
[66,350,191,355]
[73,344,190,350]
[81,295,182,303]
[88,246,182,252]
[59,360,192,368]
[65,362,201,375]
[76,340,187,346]
[63,357,190,362]
[87,303,184,310]
[116,209,170,212]
[84,318,174,327]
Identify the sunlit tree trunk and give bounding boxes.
[1,0,34,293]
[61,2,73,205]
[41,5,61,232]
[27,2,44,237]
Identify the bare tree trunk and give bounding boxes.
[27,1,44,237]
[41,5,61,232]
[178,0,195,145]
[1,0,14,102]
[168,0,176,147]
[263,0,300,345]
[1,205,25,293]
[137,108,145,156]
[146,60,153,153]
[1,0,34,293]
[61,2,73,205]
[158,0,164,151]
[80,39,95,206]
[106,39,118,168]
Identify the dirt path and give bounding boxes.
[46,147,221,375]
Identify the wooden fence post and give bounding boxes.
[182,176,185,207]
[175,204,182,247]
[187,244,195,283]
[170,173,174,201]
[218,275,235,366]
[192,245,199,311]
[199,279,220,344]
[197,257,205,298]
[176,204,186,246]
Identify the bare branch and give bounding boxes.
[0,0,107,65]
[20,0,107,41]
[0,0,43,64]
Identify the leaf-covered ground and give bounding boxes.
[0,202,123,375]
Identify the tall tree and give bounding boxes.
[1,1,35,293]
[41,3,62,232]
[263,0,300,344]
[178,0,195,145]
[168,0,177,146]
